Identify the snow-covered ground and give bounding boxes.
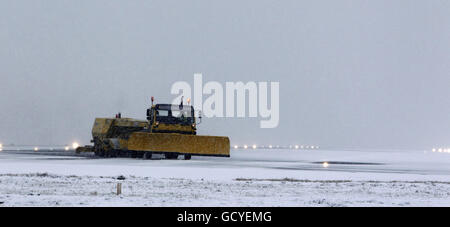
[0,148,449,206]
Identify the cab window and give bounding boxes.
[172,110,191,118]
[156,110,169,117]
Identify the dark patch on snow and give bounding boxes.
[39,158,88,160]
[235,178,352,183]
[235,178,450,185]
[311,161,384,165]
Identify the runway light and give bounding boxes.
[438,148,443,153]
[65,146,70,151]
[0,143,2,151]
[311,146,315,149]
[322,162,329,168]
[244,145,248,149]
[72,142,79,150]
[34,147,39,151]
[269,145,273,149]
[301,145,304,149]
[252,144,257,149]
[294,145,299,149]
[233,145,239,149]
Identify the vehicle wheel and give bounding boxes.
[166,153,178,159]
[184,154,191,160]
[143,152,152,160]
[109,150,117,158]
[96,150,105,157]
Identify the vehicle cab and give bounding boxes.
[147,104,197,135]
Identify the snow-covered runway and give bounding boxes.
[0,148,449,206]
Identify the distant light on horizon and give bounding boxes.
[233,143,321,151]
[65,146,70,151]
[431,148,450,154]
[72,142,80,150]
[322,162,329,168]
[34,147,39,151]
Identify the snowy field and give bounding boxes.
[0,148,449,206]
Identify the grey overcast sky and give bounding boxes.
[1,0,449,149]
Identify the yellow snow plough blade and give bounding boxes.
[127,132,230,157]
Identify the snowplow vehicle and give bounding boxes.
[76,102,230,160]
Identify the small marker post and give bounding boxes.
[117,183,122,195]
